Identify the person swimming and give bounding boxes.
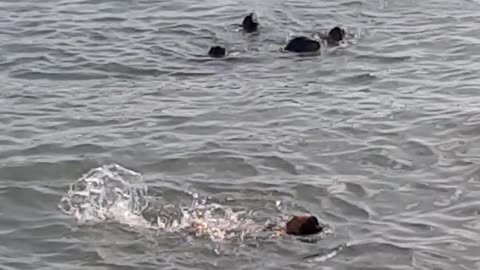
[327,26,345,43]
[318,26,346,46]
[207,13,259,58]
[284,26,346,53]
[284,36,321,53]
[141,200,323,240]
[208,45,226,58]
[59,164,326,243]
[242,13,258,33]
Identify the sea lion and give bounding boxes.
[188,214,324,238]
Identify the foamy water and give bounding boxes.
[59,164,299,242]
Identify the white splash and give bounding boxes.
[59,164,150,228]
[59,164,272,242]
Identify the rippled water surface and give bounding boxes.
[2,0,480,269]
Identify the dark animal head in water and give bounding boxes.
[208,46,226,58]
[328,26,345,43]
[284,36,320,53]
[286,215,323,235]
[242,13,258,33]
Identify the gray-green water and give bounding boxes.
[1,0,480,269]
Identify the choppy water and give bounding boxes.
[1,0,480,269]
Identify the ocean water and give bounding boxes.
[1,0,480,269]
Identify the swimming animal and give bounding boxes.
[284,36,320,53]
[242,13,258,33]
[208,46,226,58]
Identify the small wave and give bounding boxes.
[9,69,110,80]
[303,243,346,262]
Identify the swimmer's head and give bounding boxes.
[285,215,323,236]
[284,36,321,53]
[328,26,345,43]
[208,46,226,58]
[242,13,258,33]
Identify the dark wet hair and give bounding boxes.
[242,13,258,33]
[208,46,226,58]
[299,216,322,235]
[286,215,323,236]
[328,26,345,42]
[284,36,320,53]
